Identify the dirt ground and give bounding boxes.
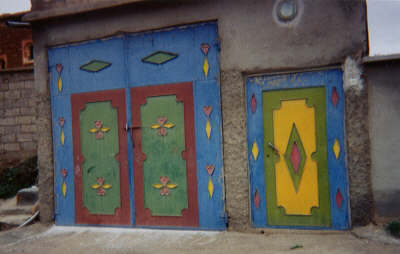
[0,223,399,254]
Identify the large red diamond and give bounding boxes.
[290,141,301,174]
[284,124,306,192]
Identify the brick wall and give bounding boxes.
[0,22,32,69]
[0,70,37,167]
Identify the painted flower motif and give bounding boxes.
[61,168,68,197]
[56,63,63,74]
[97,188,105,196]
[58,117,65,127]
[205,165,215,176]
[201,43,210,56]
[203,106,212,117]
[56,64,63,92]
[91,177,112,196]
[89,120,110,139]
[61,168,67,178]
[151,117,175,136]
[152,176,178,196]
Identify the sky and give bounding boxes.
[367,0,400,56]
[0,0,31,15]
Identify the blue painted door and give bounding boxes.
[48,22,226,230]
[246,69,350,230]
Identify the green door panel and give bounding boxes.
[140,95,188,216]
[80,101,121,214]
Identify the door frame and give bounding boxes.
[71,89,131,225]
[246,68,350,230]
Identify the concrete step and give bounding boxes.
[0,196,35,230]
[0,206,33,216]
[0,187,38,231]
[16,186,38,206]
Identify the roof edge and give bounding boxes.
[0,11,30,21]
[363,54,400,63]
[23,0,147,22]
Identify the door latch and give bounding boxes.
[124,123,141,147]
[268,142,280,155]
[124,123,141,132]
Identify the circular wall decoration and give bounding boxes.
[273,0,303,26]
[277,0,297,22]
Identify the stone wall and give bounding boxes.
[220,71,249,230]
[343,58,374,225]
[0,70,37,167]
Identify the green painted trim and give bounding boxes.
[141,51,178,65]
[80,60,111,73]
[263,87,331,227]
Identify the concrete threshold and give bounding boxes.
[44,225,220,236]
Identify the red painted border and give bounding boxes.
[71,89,130,225]
[131,82,199,227]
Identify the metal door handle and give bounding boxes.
[124,123,141,132]
[268,142,279,155]
[125,123,141,148]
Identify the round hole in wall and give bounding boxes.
[277,0,298,22]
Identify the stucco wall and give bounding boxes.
[30,0,369,228]
[366,60,400,220]
[343,58,374,225]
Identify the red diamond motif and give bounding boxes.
[290,142,301,174]
[251,94,257,113]
[254,189,260,208]
[331,87,339,107]
[336,188,343,209]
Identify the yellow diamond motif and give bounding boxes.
[203,57,209,78]
[208,177,214,198]
[60,129,65,146]
[333,139,341,159]
[58,77,62,92]
[205,119,212,139]
[252,140,259,161]
[62,181,67,197]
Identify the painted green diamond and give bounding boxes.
[142,51,178,65]
[284,123,306,192]
[80,60,111,72]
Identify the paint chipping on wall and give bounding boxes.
[343,57,363,94]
